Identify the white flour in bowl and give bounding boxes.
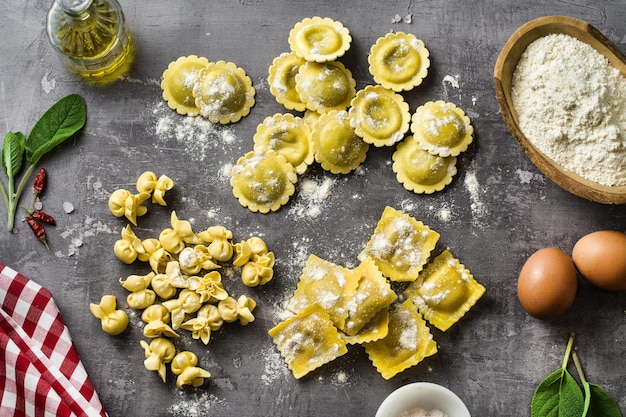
[511,33,626,187]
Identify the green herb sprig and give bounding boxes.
[572,350,623,417]
[531,333,623,417]
[0,94,86,231]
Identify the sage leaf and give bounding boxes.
[531,369,584,417]
[573,351,623,417]
[588,383,623,417]
[2,131,25,178]
[531,333,584,417]
[25,94,86,165]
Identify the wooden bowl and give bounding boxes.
[494,15,626,204]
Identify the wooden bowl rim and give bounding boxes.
[494,15,626,205]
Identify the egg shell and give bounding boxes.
[517,247,577,320]
[572,230,626,291]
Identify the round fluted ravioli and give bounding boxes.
[288,17,351,62]
[368,32,430,92]
[411,100,473,157]
[253,113,314,174]
[161,55,210,116]
[311,110,369,174]
[268,52,307,112]
[230,151,297,213]
[193,60,256,124]
[349,85,410,147]
[392,135,457,194]
[295,60,356,113]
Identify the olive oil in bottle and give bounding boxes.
[46,0,132,81]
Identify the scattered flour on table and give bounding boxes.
[288,177,335,219]
[168,392,226,417]
[511,33,626,186]
[41,70,56,94]
[391,13,412,24]
[442,74,460,101]
[464,170,487,227]
[152,101,237,162]
[515,169,544,184]
[55,216,114,257]
[260,345,290,385]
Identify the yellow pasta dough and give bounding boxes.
[341,307,390,345]
[161,55,210,116]
[359,206,439,282]
[141,305,179,338]
[268,52,307,112]
[89,295,128,336]
[288,17,351,62]
[392,135,457,194]
[269,304,348,379]
[363,300,437,380]
[287,254,360,330]
[403,250,485,331]
[230,151,298,213]
[411,101,473,157]
[181,304,223,345]
[368,32,430,92]
[253,113,314,175]
[349,85,410,147]
[140,337,176,382]
[311,110,369,174]
[170,351,211,389]
[193,60,255,124]
[295,60,356,113]
[342,257,397,336]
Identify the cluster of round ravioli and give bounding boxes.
[231,17,475,214]
[160,55,255,124]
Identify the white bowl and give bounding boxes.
[375,382,471,417]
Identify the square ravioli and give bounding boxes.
[403,249,485,331]
[359,206,439,282]
[287,254,360,330]
[341,307,389,345]
[342,257,397,336]
[268,304,348,379]
[363,300,437,380]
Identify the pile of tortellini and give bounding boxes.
[228,16,475,213]
[91,171,275,389]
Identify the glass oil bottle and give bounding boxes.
[46,0,132,82]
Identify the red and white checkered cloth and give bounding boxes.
[0,263,107,417]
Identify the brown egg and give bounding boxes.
[572,230,626,291]
[517,247,577,320]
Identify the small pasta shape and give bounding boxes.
[89,295,129,336]
[187,271,228,304]
[136,171,158,194]
[140,338,176,382]
[124,192,151,226]
[181,304,223,345]
[153,175,175,206]
[150,273,178,300]
[141,305,179,338]
[114,225,145,264]
[108,189,131,217]
[163,289,203,330]
[170,351,211,390]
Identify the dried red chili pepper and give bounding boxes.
[20,206,56,225]
[33,168,46,197]
[25,217,49,250]
[31,210,56,225]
